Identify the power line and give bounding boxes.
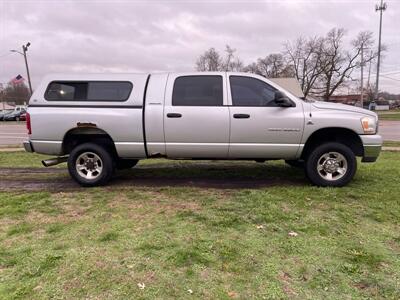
[380,75,400,82]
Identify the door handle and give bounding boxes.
[233,113,250,119]
[167,113,182,118]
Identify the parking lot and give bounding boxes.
[1,120,399,148]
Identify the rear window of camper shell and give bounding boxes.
[45,81,133,101]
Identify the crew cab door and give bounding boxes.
[164,73,230,158]
[228,74,304,159]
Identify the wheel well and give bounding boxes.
[301,128,364,159]
[62,127,117,157]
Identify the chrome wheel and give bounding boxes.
[316,152,348,181]
[75,152,103,180]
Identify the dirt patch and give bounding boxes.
[0,164,306,192]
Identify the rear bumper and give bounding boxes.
[360,135,382,163]
[23,141,34,153]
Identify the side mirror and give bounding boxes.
[274,91,295,107]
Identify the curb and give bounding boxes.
[0,148,25,152]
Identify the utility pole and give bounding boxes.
[374,0,387,101]
[10,42,33,95]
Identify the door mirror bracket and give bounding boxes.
[274,91,295,107]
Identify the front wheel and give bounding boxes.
[68,143,114,187]
[305,142,356,187]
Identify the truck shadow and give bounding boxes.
[0,161,308,191]
[112,161,308,189]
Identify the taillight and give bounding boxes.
[26,112,32,135]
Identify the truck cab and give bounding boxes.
[24,72,382,187]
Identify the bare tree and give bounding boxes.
[195,47,223,71]
[1,83,30,105]
[223,45,245,71]
[244,53,294,78]
[284,36,326,98]
[315,29,376,100]
[195,45,244,72]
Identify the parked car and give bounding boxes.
[23,72,382,187]
[3,108,26,121]
[0,109,13,121]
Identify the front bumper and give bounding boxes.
[360,134,382,163]
[23,140,34,153]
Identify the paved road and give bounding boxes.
[378,121,400,141]
[0,122,28,146]
[0,120,399,147]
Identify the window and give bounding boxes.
[45,81,132,101]
[230,76,277,106]
[172,76,223,106]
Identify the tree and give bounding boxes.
[195,45,244,72]
[245,53,294,78]
[1,83,30,105]
[284,36,326,98]
[223,45,244,71]
[195,47,223,71]
[314,29,376,100]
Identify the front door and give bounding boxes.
[164,73,230,158]
[227,75,304,159]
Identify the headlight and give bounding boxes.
[361,117,376,134]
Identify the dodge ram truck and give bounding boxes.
[23,72,382,187]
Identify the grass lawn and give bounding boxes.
[0,152,399,299]
[378,112,400,121]
[383,141,400,148]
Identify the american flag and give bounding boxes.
[10,74,25,85]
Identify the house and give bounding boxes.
[269,78,305,99]
[328,94,367,106]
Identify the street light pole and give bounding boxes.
[22,43,33,95]
[374,0,387,101]
[10,42,33,95]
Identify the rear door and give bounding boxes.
[164,73,230,158]
[228,74,304,159]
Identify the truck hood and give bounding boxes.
[311,101,376,117]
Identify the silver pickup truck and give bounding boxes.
[24,72,382,187]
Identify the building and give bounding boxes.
[328,94,368,106]
[269,77,305,99]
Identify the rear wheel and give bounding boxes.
[305,142,356,187]
[68,143,114,187]
[116,159,139,170]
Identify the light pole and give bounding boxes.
[10,42,33,95]
[374,0,387,101]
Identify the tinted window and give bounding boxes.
[230,76,277,106]
[45,81,132,101]
[172,76,223,106]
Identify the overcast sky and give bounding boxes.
[1,0,399,93]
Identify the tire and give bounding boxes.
[68,143,114,187]
[285,160,304,168]
[305,142,356,187]
[116,159,139,170]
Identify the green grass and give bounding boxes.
[0,153,400,299]
[378,112,400,121]
[383,140,400,147]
